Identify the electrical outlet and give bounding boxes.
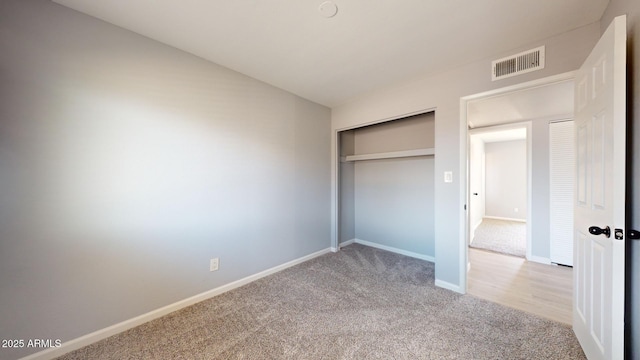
[514,207,519,213]
[210,258,219,272]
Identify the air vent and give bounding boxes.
[492,46,545,81]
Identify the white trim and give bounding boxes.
[435,279,463,293]
[462,71,576,102]
[331,129,340,251]
[469,120,531,133]
[528,255,552,265]
[525,121,533,261]
[339,239,356,248]
[459,102,469,294]
[335,107,437,132]
[548,117,574,124]
[349,239,435,263]
[483,215,526,223]
[470,219,483,243]
[469,121,531,260]
[472,219,483,231]
[344,148,435,162]
[20,248,332,360]
[469,113,572,129]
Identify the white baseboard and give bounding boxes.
[470,220,482,244]
[347,238,435,263]
[20,247,332,360]
[483,216,526,223]
[342,240,461,294]
[338,239,356,248]
[528,255,551,265]
[435,279,463,294]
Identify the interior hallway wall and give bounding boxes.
[0,1,331,359]
[484,140,527,221]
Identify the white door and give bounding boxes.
[550,120,575,266]
[469,134,484,242]
[573,15,626,360]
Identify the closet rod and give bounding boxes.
[344,148,435,162]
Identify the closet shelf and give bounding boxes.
[344,148,435,162]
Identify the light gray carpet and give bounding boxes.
[56,244,584,359]
[470,218,527,258]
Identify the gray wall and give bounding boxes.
[354,157,435,256]
[601,1,640,357]
[352,114,435,154]
[339,131,356,243]
[332,22,600,290]
[340,113,435,257]
[339,161,356,243]
[484,140,527,220]
[0,1,330,359]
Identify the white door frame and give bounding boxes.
[459,71,576,293]
[468,121,532,261]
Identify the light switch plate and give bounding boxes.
[444,171,453,183]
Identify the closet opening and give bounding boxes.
[336,111,436,262]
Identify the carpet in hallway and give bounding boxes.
[470,218,527,257]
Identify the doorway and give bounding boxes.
[468,124,529,259]
[460,72,576,322]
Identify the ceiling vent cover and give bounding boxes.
[492,46,545,81]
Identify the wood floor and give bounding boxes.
[467,248,573,325]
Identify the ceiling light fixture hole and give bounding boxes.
[319,1,338,18]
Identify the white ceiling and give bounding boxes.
[467,80,575,128]
[52,0,608,107]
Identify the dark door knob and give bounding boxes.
[589,226,611,238]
